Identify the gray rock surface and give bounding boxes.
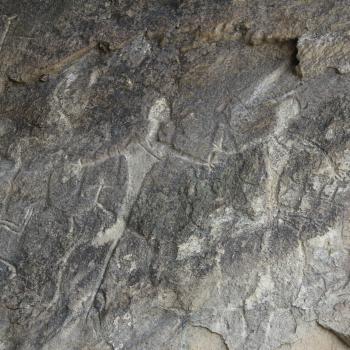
[0,1,350,349]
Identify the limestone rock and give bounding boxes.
[0,1,350,350]
[297,32,350,78]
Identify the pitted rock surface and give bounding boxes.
[0,1,350,350]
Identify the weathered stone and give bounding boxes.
[297,32,350,78]
[0,1,350,350]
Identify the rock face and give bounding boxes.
[0,1,350,349]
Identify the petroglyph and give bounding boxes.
[93,181,115,218]
[47,217,77,310]
[50,65,99,137]
[2,3,350,349]
[146,97,170,144]
[0,15,16,54]
[246,63,289,107]
[0,206,33,236]
[88,98,174,313]
[50,73,76,134]
[229,63,289,122]
[207,123,231,170]
[264,96,301,220]
[88,96,233,314]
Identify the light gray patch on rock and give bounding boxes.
[297,32,350,78]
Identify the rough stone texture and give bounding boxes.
[297,32,350,77]
[0,1,350,350]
